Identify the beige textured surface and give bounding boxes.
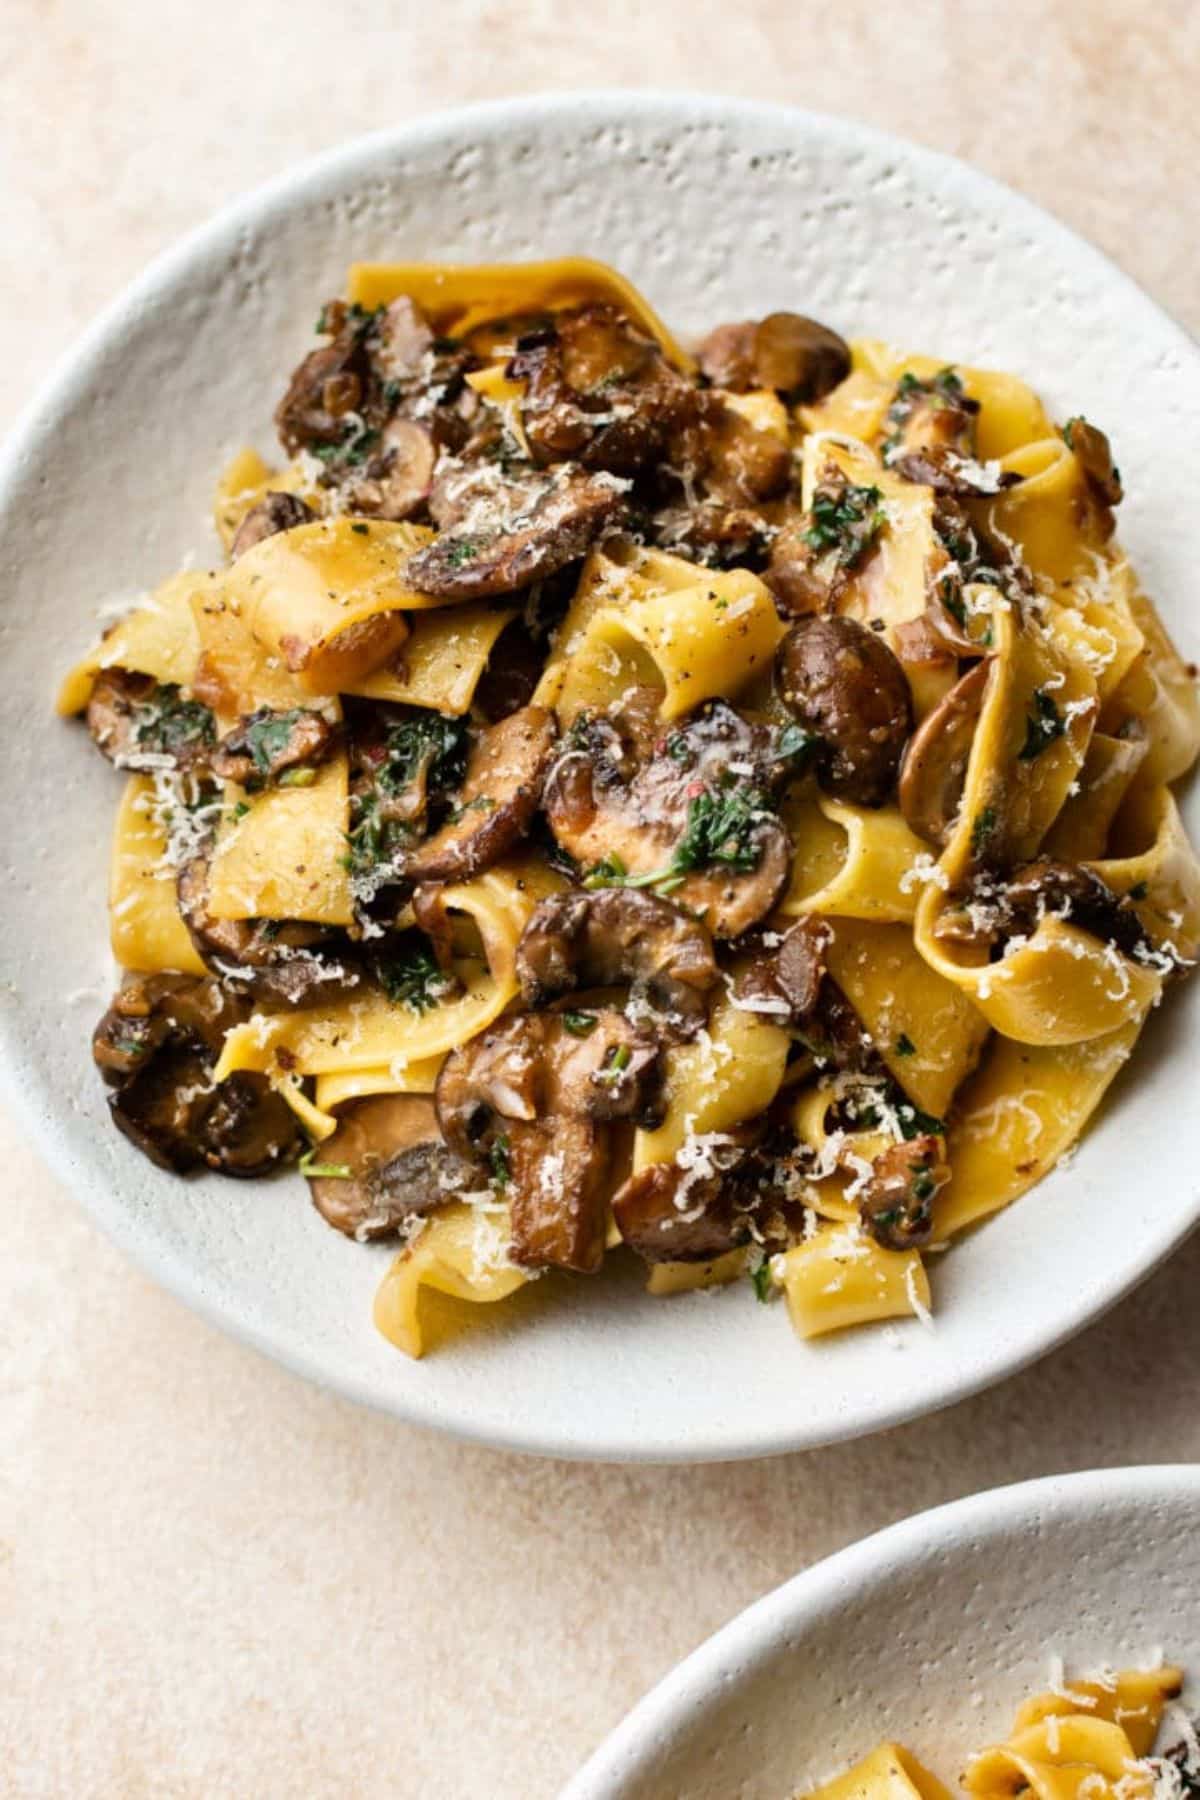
[3,5,1198,1796]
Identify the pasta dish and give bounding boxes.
[798,1661,1193,1800]
[59,256,1200,1356]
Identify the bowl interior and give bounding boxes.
[564,1466,1200,1797]
[1,93,1197,1459]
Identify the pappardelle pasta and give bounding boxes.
[798,1661,1193,1800]
[60,257,1200,1357]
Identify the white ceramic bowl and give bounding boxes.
[2,93,1197,1461]
[564,1464,1200,1797]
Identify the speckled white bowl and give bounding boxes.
[1,93,1197,1461]
[563,1464,1200,1797]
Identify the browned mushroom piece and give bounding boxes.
[515,888,718,1038]
[882,369,1018,498]
[897,657,992,845]
[176,856,357,1007]
[612,1132,799,1264]
[730,917,831,1024]
[229,491,315,559]
[776,615,914,807]
[696,312,851,402]
[85,671,216,771]
[857,1133,948,1250]
[275,326,367,455]
[543,698,792,939]
[764,523,832,616]
[404,467,626,600]
[801,978,887,1079]
[435,1009,663,1272]
[306,1094,472,1241]
[1065,417,1123,507]
[471,618,545,722]
[341,418,437,521]
[401,705,556,883]
[509,304,696,476]
[92,973,303,1176]
[210,705,340,789]
[932,857,1151,961]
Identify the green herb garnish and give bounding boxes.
[298,1149,353,1180]
[241,709,309,780]
[1128,881,1149,902]
[131,685,216,760]
[1018,688,1067,761]
[803,482,886,568]
[489,1135,511,1192]
[970,805,998,858]
[278,766,317,788]
[898,1105,945,1141]
[561,1011,598,1037]
[751,1260,774,1303]
[376,943,452,1015]
[894,1034,917,1057]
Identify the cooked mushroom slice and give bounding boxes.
[435,1010,662,1272]
[882,368,1016,497]
[92,973,302,1175]
[1064,416,1123,507]
[340,418,436,521]
[509,304,695,475]
[730,917,831,1024]
[932,858,1151,961]
[777,615,914,807]
[177,857,356,1006]
[472,618,545,722]
[230,491,315,559]
[898,657,991,845]
[544,698,792,939]
[516,888,718,1038]
[210,705,340,789]
[696,312,851,402]
[306,1094,471,1241]
[401,705,556,883]
[86,672,216,771]
[764,523,832,616]
[801,978,887,1079]
[857,1133,948,1250]
[613,1133,796,1263]
[405,467,625,600]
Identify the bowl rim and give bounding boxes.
[3,89,1198,1461]
[561,1462,1200,1796]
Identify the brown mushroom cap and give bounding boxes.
[897,657,991,845]
[515,888,718,1038]
[404,467,626,601]
[932,857,1151,962]
[543,698,792,939]
[696,312,851,402]
[1066,417,1123,507]
[176,856,357,1006]
[434,1008,663,1272]
[210,705,340,789]
[730,917,831,1025]
[342,419,436,522]
[613,1134,799,1264]
[306,1093,472,1240]
[230,491,314,559]
[92,974,302,1176]
[776,615,914,807]
[857,1133,947,1249]
[401,705,556,883]
[85,671,216,772]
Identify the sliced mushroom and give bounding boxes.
[230,491,315,559]
[509,304,696,475]
[210,705,340,789]
[932,857,1151,961]
[340,418,436,521]
[92,973,302,1176]
[472,618,544,722]
[776,615,914,807]
[86,671,216,771]
[515,888,718,1038]
[543,698,792,940]
[764,523,832,616]
[1065,416,1123,508]
[275,321,368,455]
[306,1094,471,1241]
[613,1133,799,1263]
[405,467,626,600]
[857,1133,948,1249]
[401,705,556,883]
[177,856,357,1006]
[801,978,887,1079]
[696,312,851,402]
[435,1008,662,1271]
[730,917,831,1024]
[897,657,991,845]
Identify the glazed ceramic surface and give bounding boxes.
[564,1464,1200,1796]
[1,92,1197,1459]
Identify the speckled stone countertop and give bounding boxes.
[3,4,1198,1794]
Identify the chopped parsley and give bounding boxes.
[443,536,482,567]
[773,722,819,771]
[894,1033,917,1057]
[298,1149,353,1180]
[131,685,216,760]
[489,1135,511,1192]
[751,1260,774,1303]
[911,1168,938,1203]
[597,1043,632,1084]
[375,943,453,1014]
[970,805,998,858]
[1018,688,1067,761]
[898,1104,945,1141]
[803,481,886,568]
[561,1011,599,1037]
[313,419,380,469]
[881,366,965,458]
[1127,880,1149,902]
